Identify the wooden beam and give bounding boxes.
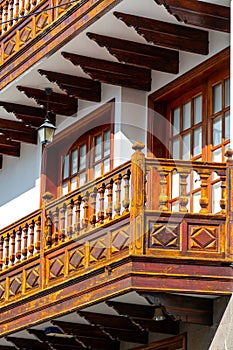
[78,311,148,344]
[0,136,20,157]
[140,292,213,325]
[17,86,78,116]
[28,329,83,349]
[87,32,179,74]
[38,70,102,102]
[62,52,151,91]
[155,0,230,33]
[114,12,209,55]
[0,118,37,144]
[52,321,119,350]
[0,102,56,127]
[6,336,51,350]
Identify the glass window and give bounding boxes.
[212,83,222,114]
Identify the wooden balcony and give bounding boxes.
[0,144,233,335]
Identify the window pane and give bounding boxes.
[225,111,230,140]
[94,163,101,178]
[172,201,179,212]
[193,191,201,213]
[104,129,111,157]
[104,159,110,174]
[79,172,87,187]
[193,170,200,191]
[70,177,77,191]
[213,116,222,146]
[194,95,202,124]
[212,147,222,162]
[63,155,69,179]
[193,127,202,157]
[94,135,102,161]
[80,144,86,170]
[212,181,221,213]
[172,108,180,136]
[71,149,77,175]
[183,102,191,130]
[182,133,190,160]
[62,181,68,195]
[225,78,230,107]
[212,83,222,114]
[172,138,180,159]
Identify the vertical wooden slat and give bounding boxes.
[53,208,59,245]
[19,0,25,16]
[122,169,131,214]
[10,230,16,266]
[0,6,3,34]
[5,233,10,268]
[199,171,211,213]
[74,195,82,234]
[35,216,41,254]
[59,204,66,242]
[22,223,28,260]
[89,188,97,228]
[15,227,22,263]
[82,193,89,230]
[9,0,14,26]
[178,170,189,212]
[26,0,30,12]
[220,174,226,214]
[114,174,122,218]
[28,220,35,256]
[3,1,9,32]
[14,0,19,20]
[157,168,169,211]
[46,213,53,248]
[97,184,105,225]
[106,179,113,221]
[0,236,4,271]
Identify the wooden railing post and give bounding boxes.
[225,149,233,257]
[130,142,146,255]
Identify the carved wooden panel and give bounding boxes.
[49,254,65,280]
[151,223,180,249]
[9,274,22,297]
[0,280,6,301]
[19,24,33,48]
[188,225,219,252]
[68,245,85,272]
[26,266,40,290]
[89,236,108,264]
[35,9,49,34]
[111,226,130,254]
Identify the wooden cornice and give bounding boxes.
[0,102,56,127]
[78,311,149,344]
[61,52,151,91]
[114,11,209,55]
[38,70,102,103]
[155,0,230,33]
[86,32,179,74]
[17,86,78,116]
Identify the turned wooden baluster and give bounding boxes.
[35,216,41,254]
[15,227,22,263]
[32,0,37,5]
[199,170,211,213]
[52,207,59,245]
[14,0,19,20]
[106,179,113,221]
[3,1,9,32]
[114,174,122,218]
[157,168,169,211]
[26,0,30,12]
[98,184,105,225]
[90,188,97,228]
[67,200,74,238]
[74,195,82,234]
[219,174,226,214]
[0,6,3,34]
[59,204,66,242]
[22,223,28,260]
[5,233,10,268]
[178,169,189,212]
[122,170,131,214]
[20,0,25,16]
[9,0,14,26]
[46,213,53,248]
[10,230,16,266]
[82,192,89,230]
[28,220,35,256]
[0,237,4,271]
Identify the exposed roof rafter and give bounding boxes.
[114,11,209,55]
[17,86,78,116]
[86,32,179,74]
[62,52,151,91]
[38,70,102,102]
[154,0,230,33]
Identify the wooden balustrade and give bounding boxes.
[146,158,227,214]
[44,162,131,248]
[0,210,41,271]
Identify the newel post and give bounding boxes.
[225,149,233,258]
[130,142,146,255]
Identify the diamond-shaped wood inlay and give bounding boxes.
[69,247,85,271]
[151,224,179,248]
[9,276,22,296]
[112,227,129,253]
[4,38,16,58]
[35,12,49,32]
[0,282,5,301]
[49,256,64,278]
[19,25,32,46]
[90,239,107,263]
[57,0,72,17]
[26,267,39,289]
[189,226,217,251]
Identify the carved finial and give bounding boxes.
[225,148,233,163]
[132,142,145,152]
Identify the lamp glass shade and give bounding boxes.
[38,118,56,144]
